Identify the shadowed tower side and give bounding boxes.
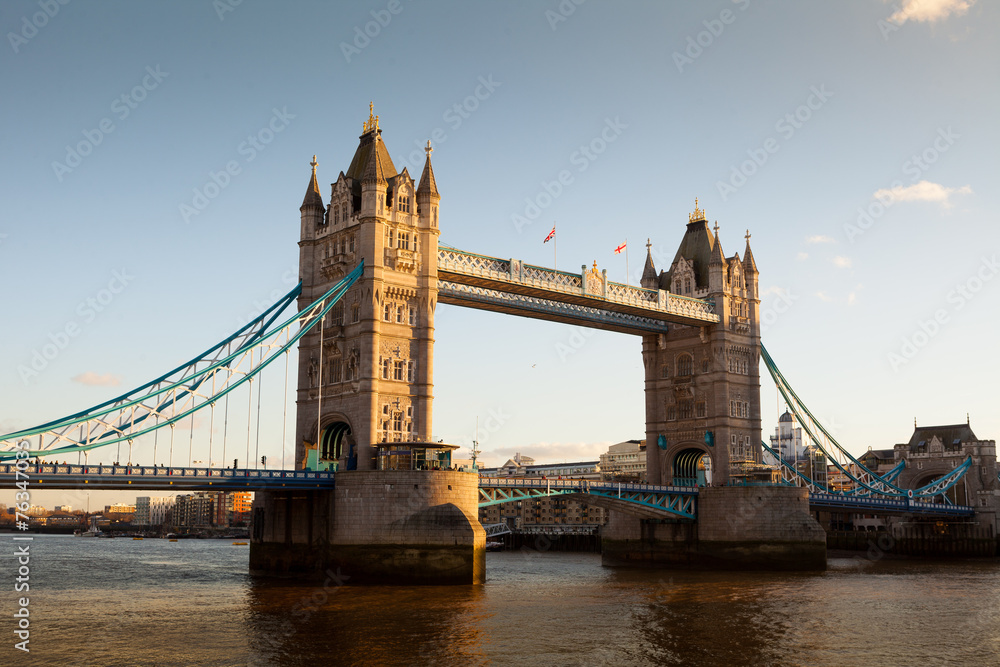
[641,200,762,486]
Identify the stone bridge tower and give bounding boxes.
[294,107,440,471]
[641,201,762,486]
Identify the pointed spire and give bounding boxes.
[301,154,324,209]
[709,222,725,266]
[640,238,658,289]
[417,140,439,196]
[362,134,387,184]
[743,228,758,274]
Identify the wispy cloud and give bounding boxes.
[873,180,972,207]
[806,235,835,244]
[72,371,122,387]
[816,292,833,302]
[482,441,612,467]
[833,256,853,269]
[760,285,793,298]
[796,252,808,261]
[886,0,975,25]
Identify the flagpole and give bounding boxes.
[625,237,629,286]
[553,222,557,271]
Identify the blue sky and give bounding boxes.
[1,0,997,507]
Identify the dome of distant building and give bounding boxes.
[778,411,793,423]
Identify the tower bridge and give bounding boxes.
[3,106,995,581]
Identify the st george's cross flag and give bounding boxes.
[614,241,627,254]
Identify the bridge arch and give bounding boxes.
[670,445,712,487]
[912,470,967,505]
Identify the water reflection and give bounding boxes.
[242,577,489,666]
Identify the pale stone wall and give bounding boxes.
[602,486,826,571]
[250,470,485,584]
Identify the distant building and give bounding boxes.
[55,504,72,513]
[858,448,896,474]
[212,492,253,526]
[46,511,79,527]
[599,440,646,482]
[479,455,606,531]
[769,410,808,462]
[894,421,998,512]
[135,496,175,526]
[173,493,213,528]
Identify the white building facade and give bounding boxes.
[135,496,175,526]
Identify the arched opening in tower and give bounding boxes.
[673,448,712,487]
[912,472,966,506]
[321,422,353,469]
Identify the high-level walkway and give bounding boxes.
[437,246,718,334]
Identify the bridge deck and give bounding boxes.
[0,464,334,491]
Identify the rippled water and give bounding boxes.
[4,535,999,666]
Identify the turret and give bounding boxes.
[360,124,388,218]
[417,140,440,230]
[707,221,727,295]
[743,230,759,300]
[640,239,658,289]
[300,155,325,240]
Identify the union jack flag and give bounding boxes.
[543,227,555,243]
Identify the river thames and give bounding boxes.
[5,534,999,666]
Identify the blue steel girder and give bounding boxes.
[809,492,975,517]
[478,485,577,506]
[0,463,335,491]
[478,478,698,520]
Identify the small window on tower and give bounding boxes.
[677,355,693,376]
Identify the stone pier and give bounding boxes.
[602,486,827,571]
[250,470,485,584]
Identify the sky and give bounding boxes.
[1,0,997,508]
